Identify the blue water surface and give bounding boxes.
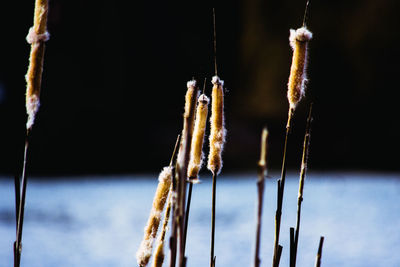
[1,172,399,267]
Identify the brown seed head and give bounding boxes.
[25,0,50,130]
[287,27,312,110]
[188,94,210,181]
[136,167,172,267]
[207,76,226,175]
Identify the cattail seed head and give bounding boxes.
[25,0,50,130]
[177,80,198,170]
[152,192,172,267]
[207,76,226,175]
[136,166,172,267]
[152,240,165,267]
[287,27,312,110]
[188,94,210,181]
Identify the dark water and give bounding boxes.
[1,172,400,267]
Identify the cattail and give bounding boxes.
[287,27,312,110]
[188,94,210,181]
[25,0,50,130]
[207,76,226,175]
[176,80,198,171]
[171,80,198,267]
[152,192,172,267]
[136,167,172,267]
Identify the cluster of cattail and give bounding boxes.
[136,75,226,267]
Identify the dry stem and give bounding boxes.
[272,107,293,267]
[254,127,268,267]
[170,81,197,267]
[290,104,313,267]
[314,236,325,267]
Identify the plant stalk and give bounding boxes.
[314,236,325,267]
[272,107,293,267]
[290,104,313,267]
[254,127,268,267]
[182,182,193,256]
[14,131,30,267]
[210,172,217,267]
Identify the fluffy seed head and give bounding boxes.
[26,94,40,130]
[152,240,165,267]
[177,80,198,169]
[136,167,172,266]
[207,76,226,175]
[25,0,50,130]
[188,94,210,181]
[287,26,313,109]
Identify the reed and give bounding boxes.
[272,3,312,266]
[254,127,268,267]
[289,104,313,267]
[208,75,226,267]
[14,1,50,266]
[136,167,173,267]
[25,0,50,131]
[152,192,173,267]
[183,82,210,258]
[170,80,198,267]
[137,136,180,267]
[188,92,210,182]
[207,10,226,267]
[207,76,225,177]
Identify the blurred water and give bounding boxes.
[1,172,400,267]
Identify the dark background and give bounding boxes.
[0,1,399,176]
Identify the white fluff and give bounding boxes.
[158,166,172,183]
[26,94,40,130]
[136,237,154,267]
[187,80,196,88]
[198,94,210,104]
[289,27,312,49]
[211,75,224,87]
[26,27,50,44]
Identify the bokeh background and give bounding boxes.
[0,0,399,175]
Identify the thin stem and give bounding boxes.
[290,228,295,267]
[14,175,20,232]
[291,104,313,267]
[254,176,264,267]
[213,8,218,76]
[302,0,311,27]
[272,108,293,267]
[170,135,181,167]
[210,172,217,267]
[314,236,324,267]
[202,78,207,95]
[254,127,268,267]
[13,174,20,267]
[276,245,283,267]
[169,136,181,267]
[15,131,30,267]
[182,182,193,257]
